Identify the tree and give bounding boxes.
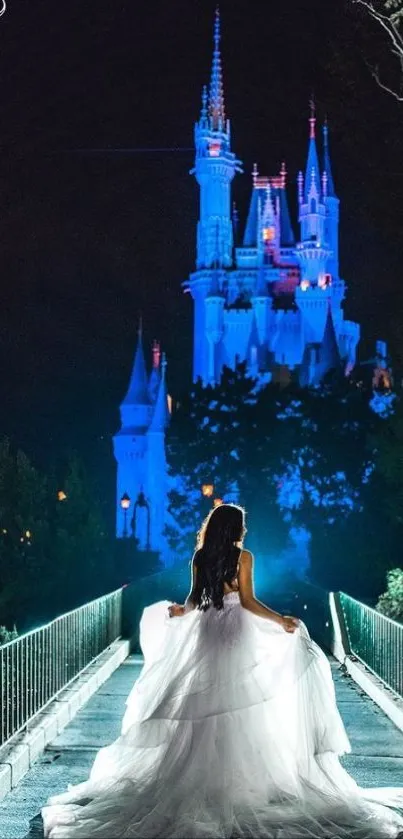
[353,0,403,99]
[0,440,114,632]
[166,363,289,562]
[0,438,50,629]
[166,365,380,578]
[376,568,403,621]
[50,456,114,614]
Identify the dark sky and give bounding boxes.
[0,0,402,484]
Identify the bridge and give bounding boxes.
[0,568,403,838]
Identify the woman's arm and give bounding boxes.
[238,550,299,632]
[184,554,197,612]
[168,554,197,617]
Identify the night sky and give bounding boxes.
[0,0,402,490]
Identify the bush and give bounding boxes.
[0,624,18,646]
[376,568,403,623]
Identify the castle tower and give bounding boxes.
[295,103,333,343]
[113,324,169,560]
[146,352,169,554]
[187,8,242,385]
[322,120,340,280]
[192,8,241,270]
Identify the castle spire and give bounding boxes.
[149,352,168,432]
[123,318,150,406]
[200,84,208,126]
[148,339,162,402]
[304,96,320,200]
[208,7,225,131]
[323,119,336,198]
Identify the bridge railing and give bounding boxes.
[339,592,403,698]
[0,588,123,747]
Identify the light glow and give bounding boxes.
[120,493,131,511]
[201,483,214,497]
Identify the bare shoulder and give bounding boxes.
[239,548,253,563]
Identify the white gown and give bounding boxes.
[42,590,403,838]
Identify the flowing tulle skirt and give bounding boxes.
[42,591,403,838]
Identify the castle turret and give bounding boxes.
[191,8,242,270]
[322,121,340,279]
[146,353,169,552]
[119,320,152,431]
[297,101,328,260]
[295,104,332,340]
[148,339,161,402]
[113,321,153,539]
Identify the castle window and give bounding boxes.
[310,199,316,214]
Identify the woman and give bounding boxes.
[42,503,403,838]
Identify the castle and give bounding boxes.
[186,10,360,389]
[113,10,368,563]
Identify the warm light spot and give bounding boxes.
[201,483,214,497]
[120,492,131,510]
[213,498,223,507]
[208,141,221,157]
[263,226,275,242]
[25,530,31,539]
[57,491,67,502]
[167,394,173,415]
[300,280,310,291]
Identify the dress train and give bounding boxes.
[42,591,403,838]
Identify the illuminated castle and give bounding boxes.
[185,9,360,388]
[114,10,387,563]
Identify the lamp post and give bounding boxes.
[120,492,131,538]
[131,490,151,550]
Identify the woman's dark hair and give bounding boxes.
[190,503,247,612]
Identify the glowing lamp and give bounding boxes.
[300,280,310,291]
[25,530,31,539]
[201,483,214,497]
[120,492,131,511]
[263,227,275,242]
[213,498,223,507]
[57,491,67,502]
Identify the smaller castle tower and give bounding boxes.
[113,323,169,561]
[322,120,340,280]
[295,102,333,344]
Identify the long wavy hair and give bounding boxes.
[190,503,247,612]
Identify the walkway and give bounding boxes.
[1,656,403,839]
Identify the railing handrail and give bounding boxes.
[339,590,403,699]
[339,591,402,629]
[0,586,124,650]
[1,587,124,746]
